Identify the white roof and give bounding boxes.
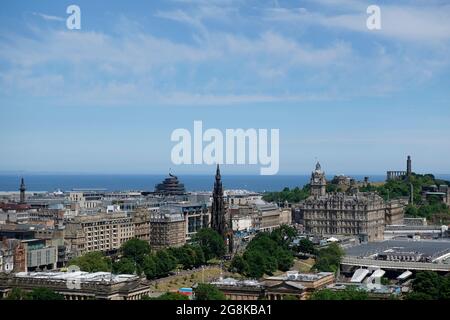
[371,269,386,278]
[351,269,370,283]
[397,270,413,280]
[14,271,137,283]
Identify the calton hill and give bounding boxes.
[263,172,450,224]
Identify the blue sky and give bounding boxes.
[0,0,450,175]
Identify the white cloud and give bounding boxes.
[32,12,65,22]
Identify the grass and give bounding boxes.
[266,258,316,277]
[150,267,228,292]
[293,258,315,273]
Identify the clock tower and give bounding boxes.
[310,161,326,197]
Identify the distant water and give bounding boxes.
[0,174,405,193]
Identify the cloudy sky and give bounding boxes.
[0,0,449,175]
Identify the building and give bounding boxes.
[310,162,326,197]
[64,213,134,257]
[341,239,450,273]
[210,278,264,300]
[385,199,406,225]
[131,209,151,242]
[154,173,186,196]
[22,239,57,272]
[149,208,186,250]
[162,202,210,241]
[0,271,152,300]
[0,239,25,273]
[387,156,412,181]
[384,224,447,240]
[421,184,450,206]
[300,162,386,242]
[210,271,334,300]
[263,271,335,299]
[254,204,282,232]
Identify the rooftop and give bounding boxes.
[345,239,450,260]
[14,271,138,284]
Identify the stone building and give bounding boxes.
[385,199,407,225]
[131,209,151,243]
[0,272,152,300]
[64,213,134,257]
[149,208,186,250]
[301,162,386,242]
[210,271,334,301]
[0,239,25,273]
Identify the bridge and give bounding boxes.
[341,257,450,272]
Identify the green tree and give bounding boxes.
[155,250,177,277]
[313,243,344,273]
[69,251,110,272]
[121,238,151,273]
[143,254,157,279]
[194,283,226,300]
[297,238,316,255]
[310,287,368,300]
[112,257,136,274]
[193,228,226,260]
[4,288,29,300]
[409,271,441,300]
[229,255,248,274]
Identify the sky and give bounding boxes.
[0,0,450,175]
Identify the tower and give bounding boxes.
[407,155,412,177]
[19,177,26,204]
[211,165,226,236]
[310,162,326,197]
[210,165,233,254]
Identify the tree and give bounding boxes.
[408,271,444,300]
[313,243,344,273]
[28,288,64,300]
[143,255,157,279]
[4,288,29,300]
[310,287,368,300]
[232,228,294,278]
[194,283,226,300]
[297,238,316,255]
[229,255,248,274]
[112,257,136,274]
[155,250,177,277]
[270,225,297,248]
[121,238,151,273]
[277,250,294,272]
[193,228,226,260]
[69,251,110,272]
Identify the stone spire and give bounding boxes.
[315,161,322,172]
[19,177,26,204]
[211,165,225,237]
[210,165,233,254]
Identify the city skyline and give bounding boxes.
[1,0,450,174]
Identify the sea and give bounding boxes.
[0,174,449,193]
